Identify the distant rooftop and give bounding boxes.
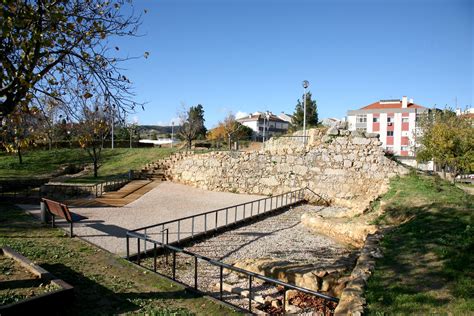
[236,112,287,123]
[360,99,425,110]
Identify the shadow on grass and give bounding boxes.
[366,200,473,314]
[41,263,201,315]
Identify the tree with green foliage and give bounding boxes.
[1,0,145,124]
[178,104,206,148]
[291,91,318,130]
[189,104,207,139]
[416,109,473,181]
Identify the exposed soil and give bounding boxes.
[0,256,59,306]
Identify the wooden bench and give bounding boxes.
[41,198,87,237]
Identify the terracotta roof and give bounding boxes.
[461,113,474,119]
[360,101,425,110]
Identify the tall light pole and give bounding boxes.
[302,80,309,145]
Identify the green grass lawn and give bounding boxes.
[0,203,239,315]
[366,172,473,314]
[0,148,175,182]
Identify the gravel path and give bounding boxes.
[19,182,263,255]
[141,204,356,310]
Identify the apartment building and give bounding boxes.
[347,96,429,156]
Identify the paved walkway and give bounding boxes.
[19,182,263,255]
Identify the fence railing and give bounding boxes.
[129,188,308,248]
[39,171,132,198]
[125,188,337,314]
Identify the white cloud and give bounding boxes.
[235,111,248,119]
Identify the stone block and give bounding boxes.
[327,126,339,136]
[352,137,371,145]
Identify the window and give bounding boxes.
[387,117,393,123]
[401,146,409,151]
[356,127,367,133]
[373,117,379,123]
[356,115,367,123]
[387,131,394,136]
[402,117,409,123]
[386,146,394,153]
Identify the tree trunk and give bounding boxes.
[442,166,446,180]
[93,147,98,178]
[188,138,192,149]
[17,146,23,164]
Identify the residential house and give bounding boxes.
[237,112,290,140]
[347,96,430,156]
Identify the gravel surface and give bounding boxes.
[141,204,356,310]
[18,182,263,255]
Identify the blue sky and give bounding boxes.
[117,0,473,128]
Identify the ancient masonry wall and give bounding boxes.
[166,129,407,211]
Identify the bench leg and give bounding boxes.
[52,215,55,228]
[70,223,73,238]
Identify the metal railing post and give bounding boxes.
[257,200,260,215]
[177,220,181,242]
[234,206,237,222]
[270,197,273,211]
[283,286,287,312]
[251,202,254,216]
[153,242,157,272]
[191,217,195,238]
[204,214,207,233]
[215,211,218,231]
[248,275,252,312]
[126,234,129,260]
[225,208,228,225]
[144,228,147,253]
[172,251,176,280]
[219,265,223,300]
[194,256,198,289]
[137,238,141,265]
[243,204,246,219]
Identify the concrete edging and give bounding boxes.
[0,247,74,315]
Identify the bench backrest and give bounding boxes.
[42,198,72,222]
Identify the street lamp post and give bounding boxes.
[302,80,309,146]
[262,111,270,145]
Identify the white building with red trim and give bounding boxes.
[347,96,429,157]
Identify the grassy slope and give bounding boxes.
[0,203,239,315]
[366,172,473,314]
[0,148,174,181]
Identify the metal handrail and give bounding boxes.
[126,230,339,313]
[131,188,305,232]
[125,187,338,313]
